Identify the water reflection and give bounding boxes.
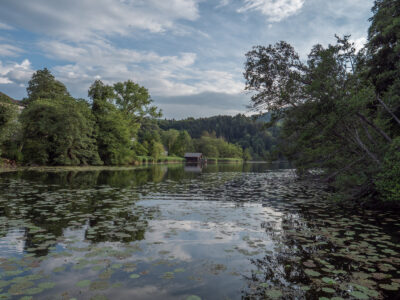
[0,164,398,300]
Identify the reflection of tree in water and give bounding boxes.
[0,170,162,256]
[241,197,400,300]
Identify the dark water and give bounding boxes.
[0,163,399,300]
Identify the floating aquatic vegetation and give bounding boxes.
[76,280,91,288]
[0,166,398,299]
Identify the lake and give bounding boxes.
[0,163,399,300]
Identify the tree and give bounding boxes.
[25,68,69,104]
[202,144,219,158]
[170,130,194,157]
[88,80,133,165]
[161,129,179,153]
[21,97,102,166]
[243,34,395,200]
[243,148,252,161]
[0,94,18,157]
[367,0,400,96]
[113,80,162,138]
[149,141,165,160]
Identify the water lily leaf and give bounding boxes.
[305,269,321,277]
[379,283,399,291]
[129,274,140,279]
[322,277,336,285]
[322,287,335,293]
[349,291,369,299]
[174,268,185,273]
[187,296,201,300]
[76,280,91,288]
[265,289,282,299]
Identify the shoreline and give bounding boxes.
[0,160,272,173]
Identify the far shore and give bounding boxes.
[0,160,280,173]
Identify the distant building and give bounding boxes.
[184,153,204,163]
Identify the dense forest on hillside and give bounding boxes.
[244,0,400,203]
[158,113,279,160]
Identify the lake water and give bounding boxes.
[0,164,399,300]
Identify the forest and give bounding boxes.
[0,71,251,166]
[158,113,279,161]
[243,0,400,204]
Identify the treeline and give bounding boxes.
[244,0,400,203]
[0,70,249,166]
[158,113,280,160]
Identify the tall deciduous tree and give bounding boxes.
[113,80,162,138]
[0,93,18,157]
[88,80,133,165]
[21,97,102,166]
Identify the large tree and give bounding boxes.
[89,80,133,165]
[0,93,18,158]
[21,97,102,165]
[113,80,162,138]
[25,68,69,104]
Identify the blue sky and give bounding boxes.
[0,0,373,118]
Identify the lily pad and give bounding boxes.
[76,280,91,288]
[265,289,282,299]
[349,291,369,300]
[186,296,201,300]
[305,269,321,277]
[322,277,336,285]
[322,287,335,293]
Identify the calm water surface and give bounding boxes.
[0,164,399,300]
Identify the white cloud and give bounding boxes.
[238,0,305,22]
[0,0,200,41]
[0,22,13,30]
[0,44,24,57]
[0,59,34,85]
[352,37,367,52]
[216,0,230,8]
[37,39,243,98]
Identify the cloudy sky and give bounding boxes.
[0,0,373,119]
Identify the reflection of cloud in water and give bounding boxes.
[141,200,284,262]
[0,229,25,254]
[113,285,175,300]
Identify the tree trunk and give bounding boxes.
[356,112,392,143]
[377,96,400,127]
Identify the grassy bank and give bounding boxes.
[135,156,185,164]
[207,157,243,163]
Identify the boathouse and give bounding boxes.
[184,153,203,163]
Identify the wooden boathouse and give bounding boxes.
[184,153,204,163]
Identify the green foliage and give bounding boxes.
[243,148,252,161]
[158,114,278,160]
[0,94,18,157]
[25,68,69,104]
[376,138,400,202]
[243,0,400,203]
[89,80,133,165]
[114,80,161,121]
[149,141,165,160]
[170,130,194,156]
[367,0,400,96]
[194,134,243,159]
[161,129,180,153]
[21,97,102,166]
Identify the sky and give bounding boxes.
[0,0,373,119]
